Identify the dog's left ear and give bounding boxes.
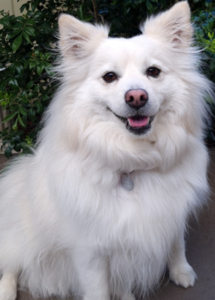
[140,1,193,48]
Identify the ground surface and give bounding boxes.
[0,150,215,300]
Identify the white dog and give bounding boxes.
[0,2,212,300]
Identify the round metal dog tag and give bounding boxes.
[121,173,134,191]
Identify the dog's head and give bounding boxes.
[53,2,210,170]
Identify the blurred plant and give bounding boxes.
[193,0,215,82]
[0,0,95,157]
[96,0,173,37]
[192,0,215,144]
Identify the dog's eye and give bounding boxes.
[103,72,118,83]
[147,67,161,78]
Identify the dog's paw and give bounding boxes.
[0,276,17,300]
[121,292,136,300]
[169,262,196,288]
[0,286,17,300]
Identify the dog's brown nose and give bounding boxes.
[125,89,148,109]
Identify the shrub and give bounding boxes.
[0,0,97,157]
[192,0,215,143]
[0,2,56,157]
[193,0,215,82]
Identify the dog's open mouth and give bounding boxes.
[110,110,154,135]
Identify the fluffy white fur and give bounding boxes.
[0,2,212,300]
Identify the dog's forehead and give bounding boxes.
[91,35,165,75]
[96,35,160,62]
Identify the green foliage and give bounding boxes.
[192,0,215,144]
[0,0,96,157]
[0,3,56,157]
[0,0,215,157]
[193,0,215,83]
[96,0,174,37]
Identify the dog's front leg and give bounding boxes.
[167,228,196,288]
[0,272,18,300]
[73,247,110,300]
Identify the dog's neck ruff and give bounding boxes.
[121,172,134,191]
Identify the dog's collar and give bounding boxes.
[121,172,134,191]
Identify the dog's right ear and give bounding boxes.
[58,15,109,58]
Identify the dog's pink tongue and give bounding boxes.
[128,117,148,128]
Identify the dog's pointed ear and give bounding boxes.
[140,1,193,48]
[58,14,109,57]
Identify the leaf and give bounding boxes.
[26,19,35,25]
[33,11,41,19]
[8,79,19,88]
[20,3,29,13]
[11,135,20,143]
[16,16,25,23]
[78,5,84,20]
[25,136,33,146]
[31,1,36,12]
[28,108,36,118]
[34,49,39,56]
[2,111,18,123]
[12,23,23,30]
[5,145,12,158]
[33,85,40,93]
[35,101,43,113]
[27,81,34,89]
[12,34,23,53]
[29,61,37,69]
[24,27,36,37]
[41,23,53,34]
[36,65,44,76]
[45,66,52,75]
[14,63,24,75]
[0,19,10,27]
[14,143,21,152]
[12,118,18,130]
[44,53,51,60]
[18,114,25,127]
[31,0,40,12]
[146,0,153,12]
[22,32,31,44]
[7,30,22,40]
[208,32,214,39]
[19,105,27,115]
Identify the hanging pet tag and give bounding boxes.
[121,173,134,191]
